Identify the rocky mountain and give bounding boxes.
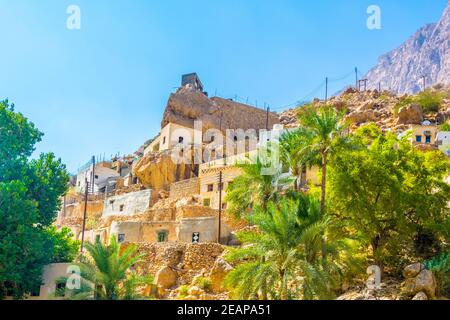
[365,1,450,94]
[279,86,450,133]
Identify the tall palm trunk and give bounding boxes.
[320,151,328,265]
[260,256,268,300]
[280,269,288,300]
[320,152,327,215]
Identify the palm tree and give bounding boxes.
[57,236,152,300]
[225,156,292,219]
[224,195,336,300]
[279,127,316,190]
[296,105,347,214]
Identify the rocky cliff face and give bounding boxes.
[161,84,279,132]
[365,1,450,94]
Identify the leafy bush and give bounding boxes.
[440,123,450,131]
[393,90,443,115]
[415,90,443,113]
[425,253,450,298]
[193,277,212,292]
[177,285,189,298]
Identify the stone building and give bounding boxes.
[411,123,439,146]
[75,161,120,194]
[145,122,202,155]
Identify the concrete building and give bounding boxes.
[75,162,120,194]
[436,131,450,156]
[103,189,152,217]
[145,122,202,155]
[411,124,439,146]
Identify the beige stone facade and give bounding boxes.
[411,124,439,146]
[199,165,242,210]
[145,123,202,154]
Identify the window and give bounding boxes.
[163,136,166,144]
[118,234,125,243]
[157,231,168,243]
[78,181,80,187]
[30,285,41,297]
[416,135,422,143]
[210,136,215,142]
[95,175,99,180]
[109,200,115,205]
[192,232,200,243]
[203,198,211,207]
[55,282,66,298]
[207,184,214,192]
[425,135,431,144]
[179,136,184,143]
[119,205,125,212]
[234,136,238,142]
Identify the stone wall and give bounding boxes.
[175,205,217,219]
[131,242,225,285]
[109,221,178,243]
[169,178,200,201]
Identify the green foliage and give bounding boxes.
[440,123,450,131]
[394,90,443,115]
[45,226,80,263]
[225,195,345,300]
[177,285,190,298]
[393,96,414,115]
[0,100,69,299]
[193,277,212,292]
[329,124,450,272]
[295,105,348,213]
[414,90,443,113]
[71,236,150,300]
[280,127,316,190]
[425,253,450,297]
[225,156,291,219]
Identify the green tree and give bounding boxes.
[225,157,291,218]
[0,100,70,299]
[329,124,450,271]
[279,127,315,190]
[296,105,347,214]
[225,195,341,300]
[68,236,151,300]
[45,226,80,263]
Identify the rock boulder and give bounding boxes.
[155,266,177,290]
[396,104,423,125]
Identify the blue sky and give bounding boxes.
[0,0,447,173]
